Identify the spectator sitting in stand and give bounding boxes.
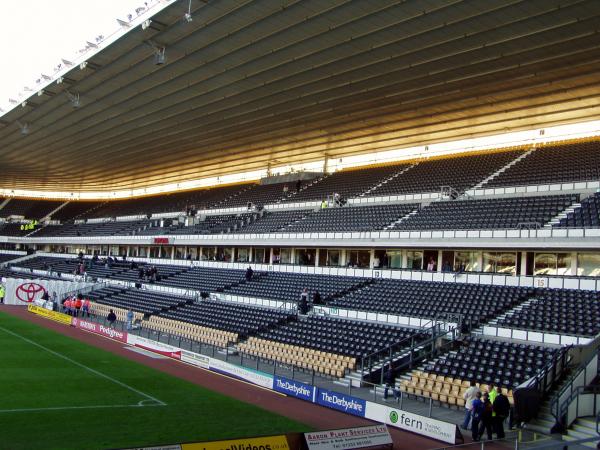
[245,266,253,281]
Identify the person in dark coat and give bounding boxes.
[245,266,253,281]
[493,390,511,439]
[313,290,322,305]
[107,310,117,328]
[383,365,399,400]
[478,392,494,440]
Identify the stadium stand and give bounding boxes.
[238,209,312,233]
[287,165,408,202]
[284,203,418,232]
[391,194,579,230]
[328,279,531,325]
[0,199,64,219]
[555,192,600,228]
[403,336,559,397]
[367,150,524,196]
[493,288,600,337]
[484,141,600,188]
[88,286,190,315]
[50,201,104,221]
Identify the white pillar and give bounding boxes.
[570,252,578,276]
[520,252,528,276]
[437,251,443,272]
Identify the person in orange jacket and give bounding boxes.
[74,295,83,318]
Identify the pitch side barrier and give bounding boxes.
[28,309,460,445]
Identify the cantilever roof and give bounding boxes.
[1,0,600,193]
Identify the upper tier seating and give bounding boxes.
[392,194,578,230]
[0,199,64,219]
[51,201,103,221]
[555,192,600,228]
[83,184,251,218]
[421,336,558,389]
[284,203,418,232]
[118,266,246,292]
[217,182,292,208]
[160,300,295,338]
[88,286,189,315]
[288,165,407,202]
[329,279,531,325]
[255,315,424,360]
[368,150,523,197]
[32,220,151,237]
[0,223,34,237]
[225,271,371,303]
[238,210,312,233]
[485,141,600,188]
[495,288,600,337]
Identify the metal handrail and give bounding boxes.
[550,345,598,423]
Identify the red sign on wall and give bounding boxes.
[153,237,170,245]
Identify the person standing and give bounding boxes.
[478,392,494,441]
[82,298,91,318]
[383,365,398,400]
[0,283,5,304]
[299,288,309,314]
[245,266,253,281]
[471,392,484,441]
[126,309,134,331]
[493,389,510,439]
[462,380,480,430]
[74,295,83,318]
[107,310,117,328]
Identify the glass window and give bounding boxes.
[280,248,292,264]
[318,249,340,267]
[253,248,267,264]
[557,253,571,276]
[577,253,600,277]
[483,252,516,275]
[295,248,316,266]
[236,248,249,263]
[174,247,184,260]
[386,250,402,269]
[348,250,370,268]
[454,251,479,272]
[406,251,423,270]
[534,253,556,276]
[204,247,216,261]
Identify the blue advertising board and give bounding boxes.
[273,375,315,402]
[315,388,366,417]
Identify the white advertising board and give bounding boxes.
[305,425,392,450]
[364,402,457,444]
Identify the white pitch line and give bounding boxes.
[0,403,164,414]
[0,325,166,406]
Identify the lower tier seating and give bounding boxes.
[143,315,236,347]
[238,337,355,377]
[495,288,600,337]
[254,315,424,360]
[421,337,558,390]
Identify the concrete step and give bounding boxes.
[572,423,599,437]
[562,434,598,449]
[563,430,599,448]
[577,417,598,430]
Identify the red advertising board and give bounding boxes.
[72,318,128,343]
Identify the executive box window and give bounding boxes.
[318,249,341,267]
[483,252,516,275]
[534,253,571,276]
[577,253,600,277]
[454,251,479,272]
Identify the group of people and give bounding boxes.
[138,265,159,282]
[298,288,323,314]
[61,294,91,317]
[462,381,511,441]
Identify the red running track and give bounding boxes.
[1,305,457,449]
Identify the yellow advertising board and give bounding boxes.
[28,304,73,326]
[182,435,289,450]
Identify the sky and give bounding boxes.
[0,0,149,110]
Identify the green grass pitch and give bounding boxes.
[0,311,309,450]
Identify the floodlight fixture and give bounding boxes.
[184,0,193,22]
[80,61,88,70]
[117,19,131,28]
[142,19,152,30]
[65,90,81,108]
[16,120,29,135]
[146,40,166,65]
